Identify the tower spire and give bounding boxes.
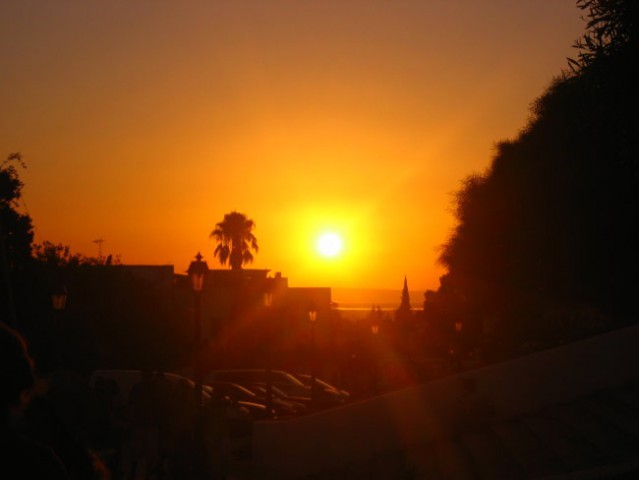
[400,275,411,310]
[395,275,412,323]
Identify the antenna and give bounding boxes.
[92,238,105,262]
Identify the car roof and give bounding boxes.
[207,369,305,385]
[89,369,200,401]
[207,381,257,396]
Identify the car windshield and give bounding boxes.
[246,384,294,398]
[207,382,258,401]
[315,378,340,390]
[229,383,257,396]
[269,385,293,398]
[296,374,337,389]
[207,369,313,400]
[277,371,306,387]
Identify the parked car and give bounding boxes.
[239,383,309,415]
[206,369,311,399]
[206,381,305,417]
[205,381,260,403]
[88,369,212,404]
[292,373,351,407]
[88,369,263,463]
[202,383,276,435]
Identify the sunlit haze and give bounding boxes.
[317,233,343,258]
[0,1,585,291]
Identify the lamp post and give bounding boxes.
[51,282,67,341]
[264,290,274,414]
[51,284,67,312]
[308,305,318,409]
[187,252,209,480]
[370,322,380,393]
[187,252,209,408]
[453,320,463,371]
[264,291,273,308]
[50,282,67,368]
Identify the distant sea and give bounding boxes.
[330,287,424,320]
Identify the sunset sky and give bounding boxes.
[1,1,585,292]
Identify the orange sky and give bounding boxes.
[0,1,585,291]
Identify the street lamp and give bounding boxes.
[264,291,273,307]
[370,322,380,393]
[264,286,274,413]
[51,284,67,312]
[453,320,463,372]
[187,252,209,479]
[308,304,318,408]
[188,252,208,294]
[49,282,68,369]
[187,252,209,407]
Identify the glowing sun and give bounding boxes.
[316,232,343,258]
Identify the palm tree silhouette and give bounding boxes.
[210,211,259,270]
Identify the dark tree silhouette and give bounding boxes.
[569,0,639,73]
[1,153,34,327]
[0,153,33,270]
[32,241,107,267]
[430,0,639,358]
[210,211,259,270]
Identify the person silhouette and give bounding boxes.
[0,321,69,479]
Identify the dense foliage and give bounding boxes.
[0,154,33,270]
[429,0,639,359]
[0,154,34,326]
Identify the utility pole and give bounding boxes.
[92,238,105,263]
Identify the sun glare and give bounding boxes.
[317,232,343,258]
